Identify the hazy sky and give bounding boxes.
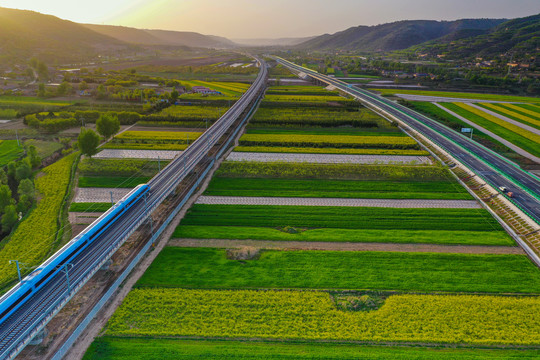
[2,0,539,38]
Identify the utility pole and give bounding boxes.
[15,130,19,147]
[9,260,22,283]
[158,156,161,172]
[59,264,74,293]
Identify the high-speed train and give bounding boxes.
[0,184,150,325]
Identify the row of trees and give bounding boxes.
[0,146,40,234]
[78,114,120,157]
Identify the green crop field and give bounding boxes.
[69,203,113,212]
[0,153,78,288]
[0,96,73,106]
[148,105,227,122]
[78,176,151,188]
[136,248,539,293]
[113,130,202,142]
[174,225,513,246]
[238,133,420,150]
[246,127,404,136]
[0,140,23,166]
[371,89,540,103]
[84,338,540,360]
[78,159,169,177]
[266,85,340,96]
[102,143,188,151]
[234,146,429,155]
[180,205,501,232]
[106,288,540,344]
[442,103,540,157]
[204,178,472,200]
[263,94,355,105]
[217,162,456,181]
[0,109,18,119]
[23,139,63,158]
[250,106,392,128]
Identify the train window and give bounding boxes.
[0,289,32,321]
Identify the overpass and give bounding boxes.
[0,57,267,360]
[275,57,540,226]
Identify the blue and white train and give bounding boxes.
[0,184,150,325]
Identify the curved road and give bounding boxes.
[276,57,540,224]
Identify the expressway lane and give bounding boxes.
[0,57,267,360]
[276,57,540,224]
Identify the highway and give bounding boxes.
[0,57,267,360]
[275,57,540,224]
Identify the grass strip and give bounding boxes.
[135,248,540,293]
[204,178,472,200]
[78,176,151,188]
[69,202,112,212]
[180,205,502,232]
[234,146,429,156]
[173,225,513,246]
[84,337,540,359]
[216,162,453,181]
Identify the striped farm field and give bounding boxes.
[250,106,391,128]
[442,103,540,157]
[84,338,540,360]
[263,94,354,104]
[180,204,501,232]
[371,89,540,103]
[238,133,420,150]
[500,103,540,119]
[182,80,249,96]
[114,131,203,142]
[106,287,540,345]
[204,177,472,200]
[234,146,428,155]
[479,103,540,129]
[139,248,538,292]
[107,131,202,149]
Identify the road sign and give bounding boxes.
[461,128,474,138]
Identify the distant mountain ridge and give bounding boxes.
[0,6,236,64]
[406,14,540,60]
[83,24,236,48]
[0,7,126,63]
[297,19,507,51]
[233,37,316,47]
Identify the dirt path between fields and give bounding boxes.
[168,238,525,255]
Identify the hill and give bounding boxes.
[297,19,506,52]
[0,7,126,64]
[82,24,236,48]
[406,14,540,60]
[233,37,316,47]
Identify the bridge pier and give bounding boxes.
[28,328,48,345]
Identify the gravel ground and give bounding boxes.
[195,196,481,209]
[227,152,432,164]
[468,103,540,135]
[394,94,521,103]
[94,149,182,160]
[73,188,132,203]
[168,239,524,255]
